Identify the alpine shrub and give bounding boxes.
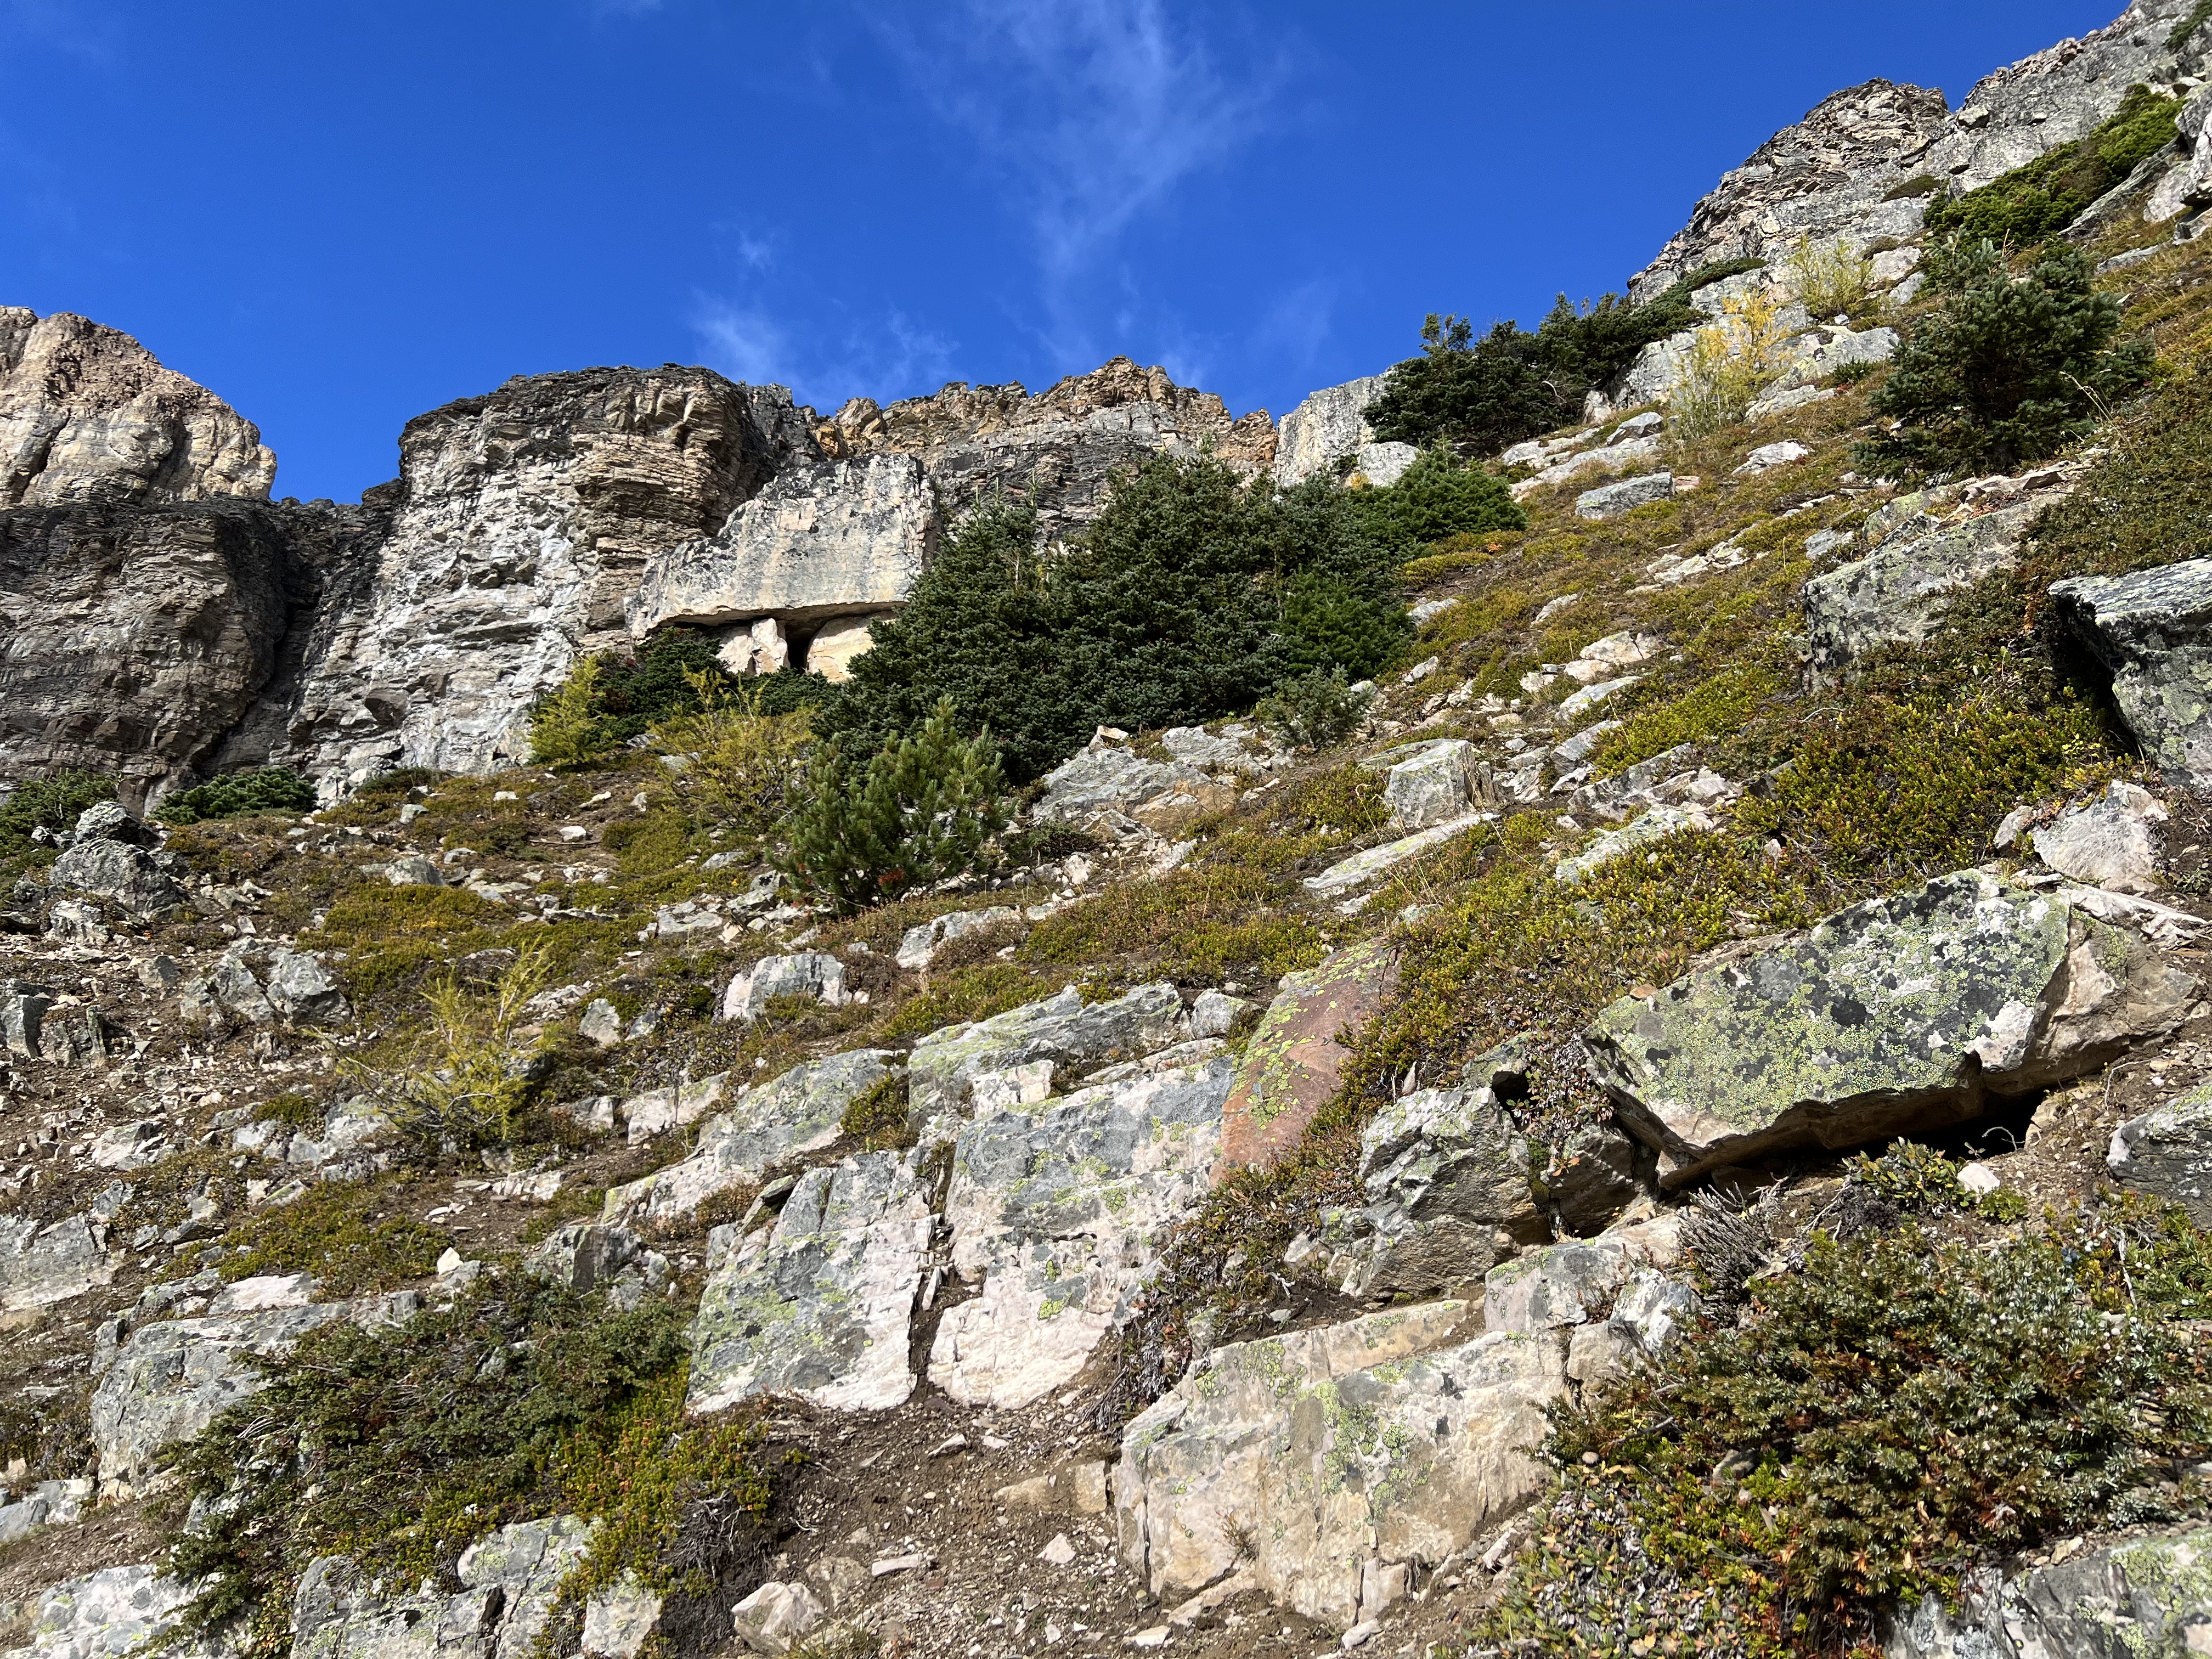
[1925,86,2181,247]
[649,669,811,832]
[1342,444,1525,555]
[529,656,612,768]
[0,771,115,864]
[1255,667,1372,753]
[781,697,1009,912]
[156,768,318,825]
[1859,236,2151,477]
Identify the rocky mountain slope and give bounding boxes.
[10,4,2212,1658]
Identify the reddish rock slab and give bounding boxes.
[1217,939,1399,1175]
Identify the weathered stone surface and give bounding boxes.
[2033,781,2167,895]
[1114,1304,1562,1630]
[1351,442,1418,488]
[1805,500,2041,675]
[627,452,935,652]
[907,983,1184,1127]
[1378,740,1479,831]
[929,1057,1229,1409]
[1736,440,1811,475]
[800,611,886,684]
[896,906,1021,972]
[730,1581,825,1656]
[1219,940,1398,1172]
[0,1211,113,1312]
[617,1072,727,1146]
[1588,871,2203,1186]
[2,1564,204,1659]
[90,1291,418,1494]
[46,836,185,921]
[291,1515,594,1659]
[264,947,351,1024]
[1273,377,1387,487]
[0,979,53,1059]
[1884,1523,2212,1658]
[2110,1077,2212,1224]
[686,1151,932,1414]
[1321,1086,1544,1299]
[721,951,848,1023]
[1034,735,1239,839]
[1576,473,1674,521]
[524,1222,670,1308]
[822,358,1275,536]
[1771,324,1898,389]
[279,367,815,786]
[0,308,273,507]
[2050,557,2212,788]
[1554,806,1712,885]
[580,1575,663,1659]
[1300,819,1480,901]
[603,1050,897,1224]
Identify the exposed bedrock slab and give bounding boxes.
[928,1056,1229,1410]
[1273,376,1387,488]
[1,1564,210,1659]
[906,982,1184,1128]
[1114,1304,1564,1632]
[1884,1522,2212,1659]
[1586,870,2202,1186]
[90,1291,419,1496]
[627,451,935,638]
[2050,556,2212,789]
[1804,500,2042,675]
[0,1211,114,1313]
[1218,940,1398,1173]
[603,1049,897,1226]
[685,1150,933,1415]
[291,1515,595,1659]
[2110,1077,2212,1225]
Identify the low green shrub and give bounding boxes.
[162,1268,766,1638]
[1477,1206,2212,1653]
[353,942,555,1150]
[781,698,1008,912]
[838,1073,914,1150]
[0,771,114,866]
[1925,86,2181,247]
[877,962,1060,1041]
[1254,667,1372,753]
[1860,236,2151,478]
[157,768,318,825]
[205,1182,450,1296]
[1341,445,1525,554]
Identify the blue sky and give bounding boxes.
[0,0,2123,503]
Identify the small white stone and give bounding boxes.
[1957,1161,2001,1196]
[1126,1630,1170,1650]
[1040,1532,1077,1566]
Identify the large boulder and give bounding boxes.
[928,1056,1230,1410]
[1577,473,1674,521]
[2049,557,2212,789]
[895,906,1021,972]
[2109,1078,2212,1225]
[1218,940,1398,1172]
[1273,377,1387,488]
[1586,871,2202,1187]
[602,1049,898,1225]
[0,1212,115,1312]
[265,947,352,1024]
[1804,500,2042,676]
[89,1291,419,1496]
[1114,1303,1564,1632]
[906,983,1184,1128]
[1318,1085,1546,1300]
[292,1515,594,1659]
[1373,740,1481,831]
[685,1151,933,1415]
[46,836,185,923]
[0,1564,209,1659]
[720,951,849,1023]
[2031,781,2167,895]
[1884,1524,2212,1658]
[1033,736,1239,839]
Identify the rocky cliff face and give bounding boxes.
[1628,0,2205,300]
[0,309,274,506]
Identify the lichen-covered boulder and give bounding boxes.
[895,906,1021,972]
[89,1291,419,1496]
[1033,736,1238,838]
[604,1049,898,1226]
[1114,1303,1562,1632]
[292,1515,594,1659]
[1587,871,2202,1186]
[1576,473,1674,521]
[2110,1079,2212,1226]
[1218,940,1398,1172]
[2,1565,205,1659]
[928,1056,1229,1410]
[2032,781,2167,896]
[686,1150,932,1415]
[2050,557,2212,789]
[265,946,352,1024]
[720,951,848,1023]
[524,1223,670,1308]
[1804,499,2041,676]
[46,836,185,923]
[906,983,1183,1127]
[1884,1524,2212,1658]
[1375,740,1480,831]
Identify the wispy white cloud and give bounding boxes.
[691,293,955,412]
[1252,279,1335,370]
[873,0,1284,360]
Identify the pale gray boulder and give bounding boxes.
[906,982,1184,1126]
[1884,1524,2212,1658]
[1033,736,1237,838]
[686,1150,933,1414]
[1114,1302,1562,1632]
[720,951,848,1022]
[0,1564,206,1659]
[2050,556,2212,789]
[2032,781,2167,895]
[210,955,274,1024]
[0,1212,114,1312]
[46,836,185,923]
[0,979,53,1058]
[895,906,1020,971]
[603,1049,898,1226]
[292,1515,594,1659]
[265,947,351,1024]
[928,1056,1229,1409]
[2109,1077,2212,1224]
[525,1222,670,1308]
[1376,740,1480,831]
[90,1291,418,1496]
[1352,441,1417,487]
[1576,473,1674,521]
[1587,870,2203,1186]
[731,1581,826,1656]
[1805,500,2043,675]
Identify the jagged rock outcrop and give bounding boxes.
[2050,556,2212,789]
[1629,1,2202,303]
[275,368,816,786]
[292,1516,596,1659]
[0,308,274,506]
[1884,1523,2212,1657]
[1272,376,1400,488]
[815,357,1276,537]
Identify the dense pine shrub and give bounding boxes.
[157,768,318,825]
[1859,236,2151,477]
[529,629,827,768]
[1925,86,2181,247]
[0,771,115,865]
